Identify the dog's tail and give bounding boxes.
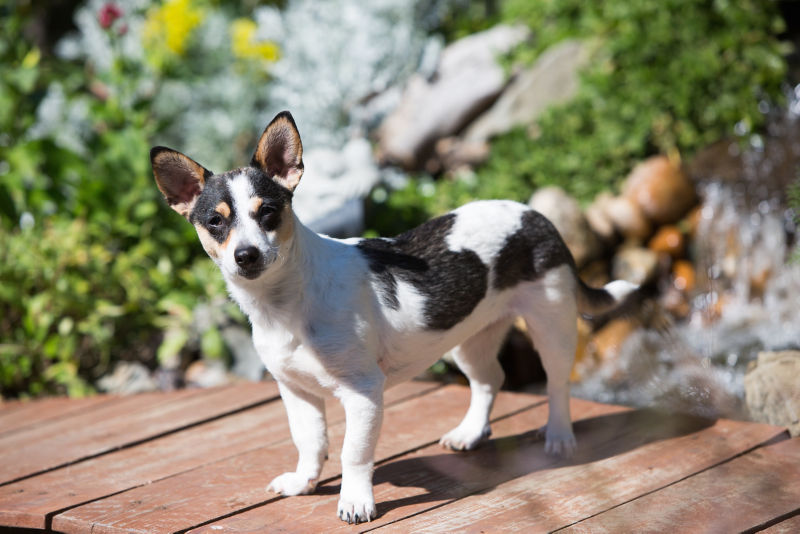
[576,278,640,317]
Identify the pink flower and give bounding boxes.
[98,3,123,30]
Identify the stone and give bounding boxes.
[648,225,685,258]
[604,195,652,242]
[589,318,637,362]
[672,259,696,292]
[433,137,490,173]
[464,39,589,142]
[612,246,659,285]
[376,24,530,169]
[293,137,381,236]
[622,155,697,225]
[745,351,800,436]
[584,193,617,242]
[97,361,158,395]
[222,325,265,382]
[528,186,602,267]
[185,359,231,389]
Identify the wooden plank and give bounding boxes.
[189,398,618,534]
[51,385,543,534]
[369,411,786,534]
[198,400,782,533]
[0,381,280,485]
[0,380,437,530]
[559,437,800,534]
[760,512,800,533]
[0,394,119,437]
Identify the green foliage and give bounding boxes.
[0,3,251,397]
[368,0,788,231]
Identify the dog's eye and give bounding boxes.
[258,205,276,222]
[207,214,224,228]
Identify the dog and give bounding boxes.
[151,111,637,524]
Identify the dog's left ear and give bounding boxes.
[251,111,304,192]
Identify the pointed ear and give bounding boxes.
[151,146,212,219]
[251,111,304,192]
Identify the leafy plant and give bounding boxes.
[367,0,789,232]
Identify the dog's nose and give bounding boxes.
[234,246,261,267]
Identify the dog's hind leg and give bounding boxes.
[518,268,579,457]
[439,317,512,451]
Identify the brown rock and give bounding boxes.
[745,351,800,436]
[605,196,652,242]
[622,155,697,225]
[589,318,637,362]
[612,246,659,285]
[529,186,602,267]
[648,225,685,258]
[672,260,696,292]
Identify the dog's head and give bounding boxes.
[151,111,304,282]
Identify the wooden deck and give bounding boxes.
[0,380,797,533]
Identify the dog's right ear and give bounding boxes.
[151,147,212,219]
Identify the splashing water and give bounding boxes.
[573,88,800,420]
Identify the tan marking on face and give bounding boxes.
[221,227,235,251]
[195,224,220,259]
[276,204,295,244]
[249,197,263,216]
[215,201,231,219]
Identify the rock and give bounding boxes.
[672,259,696,292]
[612,246,659,285]
[604,196,652,242]
[648,225,685,259]
[433,137,490,173]
[528,186,602,267]
[622,156,696,225]
[97,361,158,395]
[377,24,530,169]
[585,193,651,243]
[465,39,589,143]
[589,318,637,362]
[745,351,800,436]
[584,193,617,242]
[293,137,380,236]
[222,326,265,382]
[185,359,231,389]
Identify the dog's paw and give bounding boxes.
[541,425,576,458]
[337,492,376,524]
[439,423,491,451]
[267,472,317,496]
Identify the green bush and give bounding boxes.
[0,2,262,397]
[367,0,788,232]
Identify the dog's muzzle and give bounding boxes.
[234,245,266,279]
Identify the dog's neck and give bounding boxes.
[225,210,340,327]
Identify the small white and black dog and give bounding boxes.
[151,111,636,524]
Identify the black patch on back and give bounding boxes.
[357,214,489,331]
[493,210,575,290]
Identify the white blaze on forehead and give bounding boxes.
[228,172,255,215]
[227,172,266,246]
[445,200,527,266]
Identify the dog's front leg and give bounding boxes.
[336,377,384,524]
[268,382,328,496]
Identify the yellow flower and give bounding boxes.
[143,0,204,60]
[230,18,280,63]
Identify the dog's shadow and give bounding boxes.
[335,408,715,517]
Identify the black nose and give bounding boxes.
[234,246,261,267]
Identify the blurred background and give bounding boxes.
[1,0,798,431]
